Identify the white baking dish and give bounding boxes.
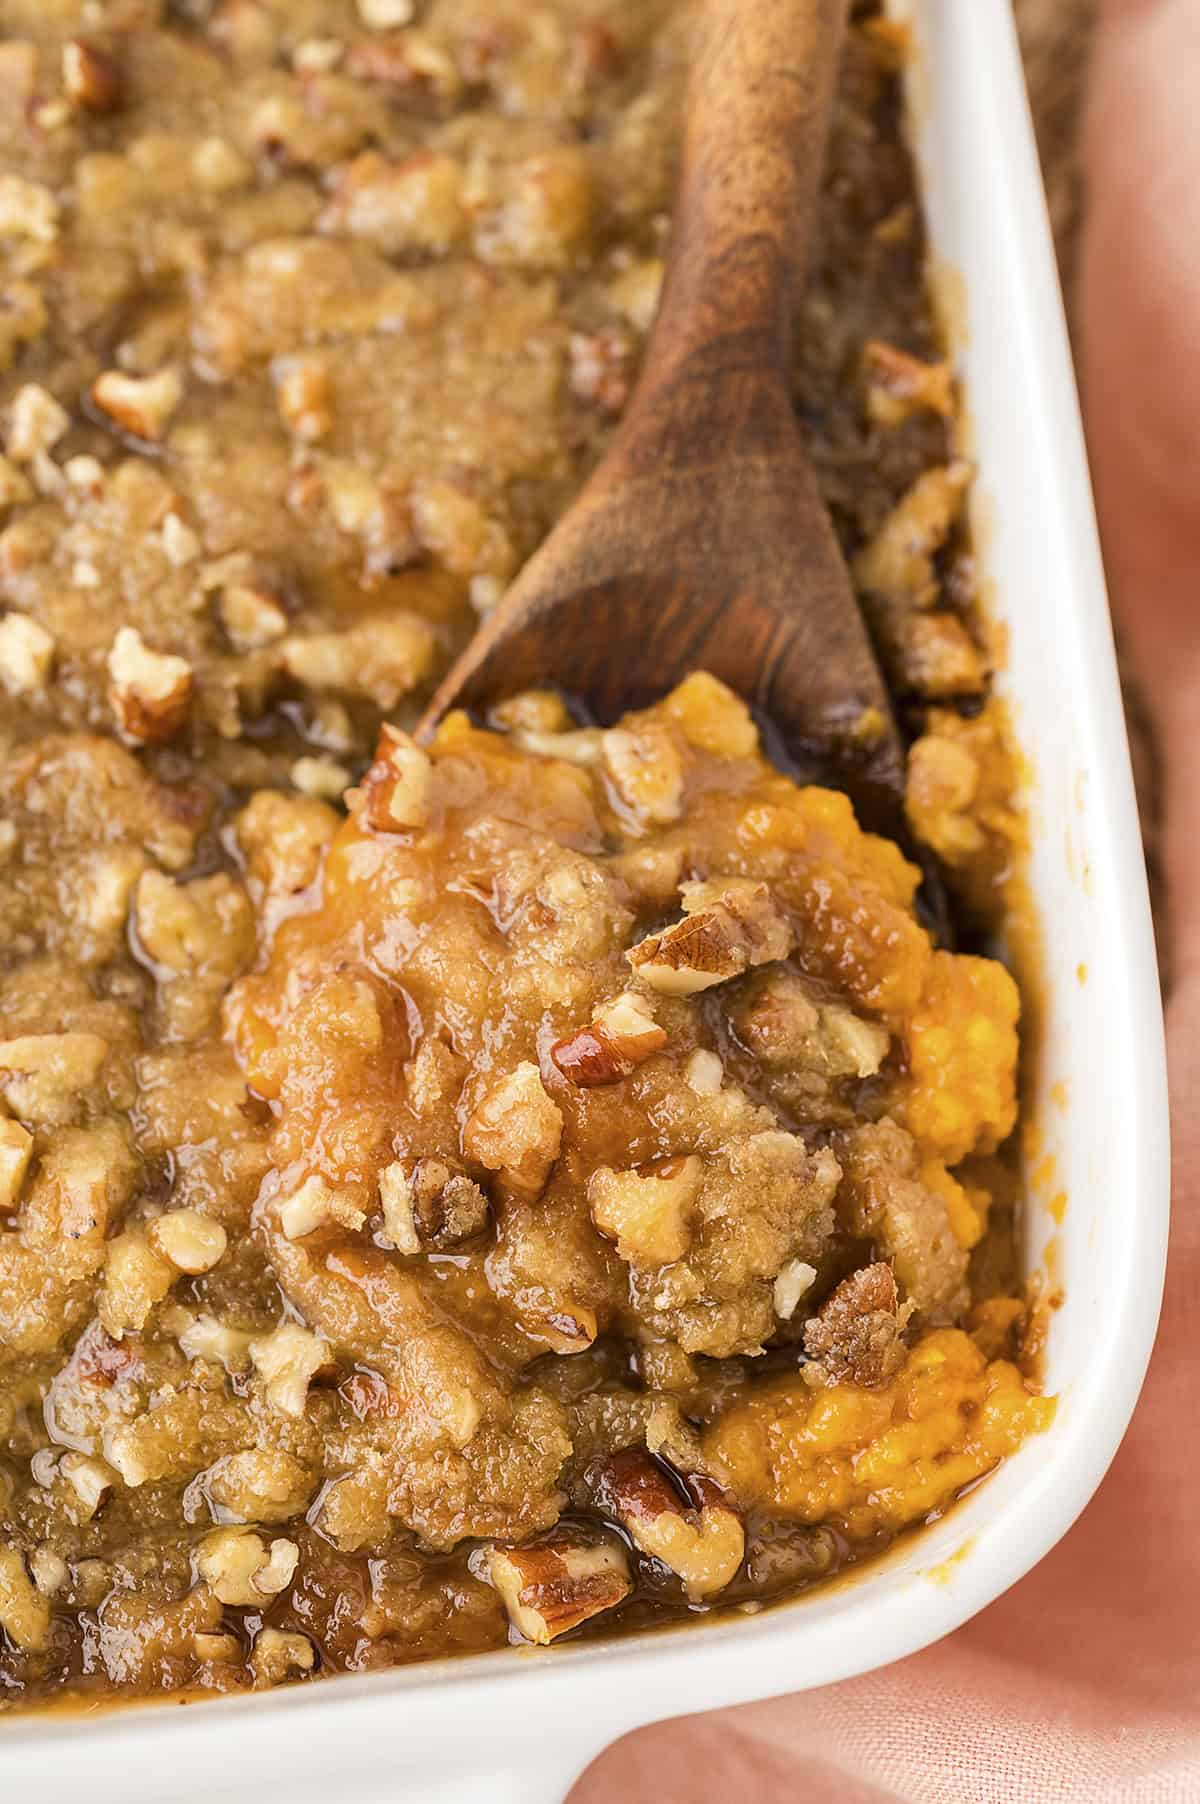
[3,2,1168,1798]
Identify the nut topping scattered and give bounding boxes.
[0,1119,33,1213]
[0,612,55,697]
[482,1535,631,1645]
[802,1261,913,1387]
[107,627,193,745]
[862,337,954,427]
[377,1156,489,1252]
[593,1449,744,1601]
[196,1528,299,1607]
[551,991,667,1087]
[627,879,793,994]
[249,1322,334,1419]
[277,1173,366,1241]
[589,1155,702,1267]
[91,368,184,444]
[353,725,433,832]
[62,40,124,114]
[462,1062,563,1198]
[7,384,69,462]
[216,581,289,653]
[149,1209,228,1275]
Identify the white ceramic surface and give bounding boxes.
[2,3,1168,1800]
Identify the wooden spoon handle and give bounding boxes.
[633,0,849,419]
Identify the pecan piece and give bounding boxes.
[352,724,432,832]
[483,1536,631,1645]
[62,40,124,113]
[462,1061,562,1198]
[107,626,193,745]
[91,367,183,443]
[216,580,288,652]
[551,991,667,1088]
[0,612,55,697]
[378,1156,489,1253]
[0,1118,33,1213]
[249,1322,335,1419]
[148,1209,228,1275]
[802,1261,913,1387]
[594,1449,744,1602]
[861,337,953,428]
[197,1529,299,1608]
[589,1155,701,1267]
[627,879,792,995]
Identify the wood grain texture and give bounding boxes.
[421,0,914,838]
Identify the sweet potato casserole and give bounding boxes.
[0,0,1051,1706]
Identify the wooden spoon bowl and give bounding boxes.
[421,0,908,841]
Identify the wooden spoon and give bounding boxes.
[421,0,908,840]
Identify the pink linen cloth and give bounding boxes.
[569,2,1200,1797]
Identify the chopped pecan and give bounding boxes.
[277,1174,366,1241]
[133,869,254,980]
[193,1631,241,1665]
[0,175,58,244]
[251,1627,315,1688]
[175,1312,253,1373]
[683,1048,723,1096]
[272,353,334,442]
[551,991,666,1087]
[482,1535,631,1645]
[0,1547,50,1653]
[730,969,890,1080]
[249,1322,335,1419]
[608,257,665,335]
[861,337,953,428]
[600,718,684,825]
[7,384,69,461]
[773,1257,818,1322]
[593,1449,744,1601]
[319,149,466,256]
[568,329,632,417]
[0,611,54,696]
[62,40,124,113]
[357,0,414,26]
[345,28,461,109]
[148,1208,228,1275]
[627,879,792,995]
[0,1118,33,1213]
[160,511,200,566]
[352,725,432,832]
[197,1529,299,1608]
[280,616,435,710]
[99,1230,176,1340]
[292,37,344,74]
[0,1031,109,1124]
[216,580,288,652]
[191,136,252,193]
[462,1061,562,1197]
[490,691,573,735]
[59,1453,115,1521]
[91,367,183,443]
[291,755,350,801]
[852,462,969,609]
[107,627,193,745]
[377,1156,489,1253]
[589,1155,702,1267]
[802,1261,913,1387]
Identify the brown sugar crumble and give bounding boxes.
[0,0,1049,1709]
